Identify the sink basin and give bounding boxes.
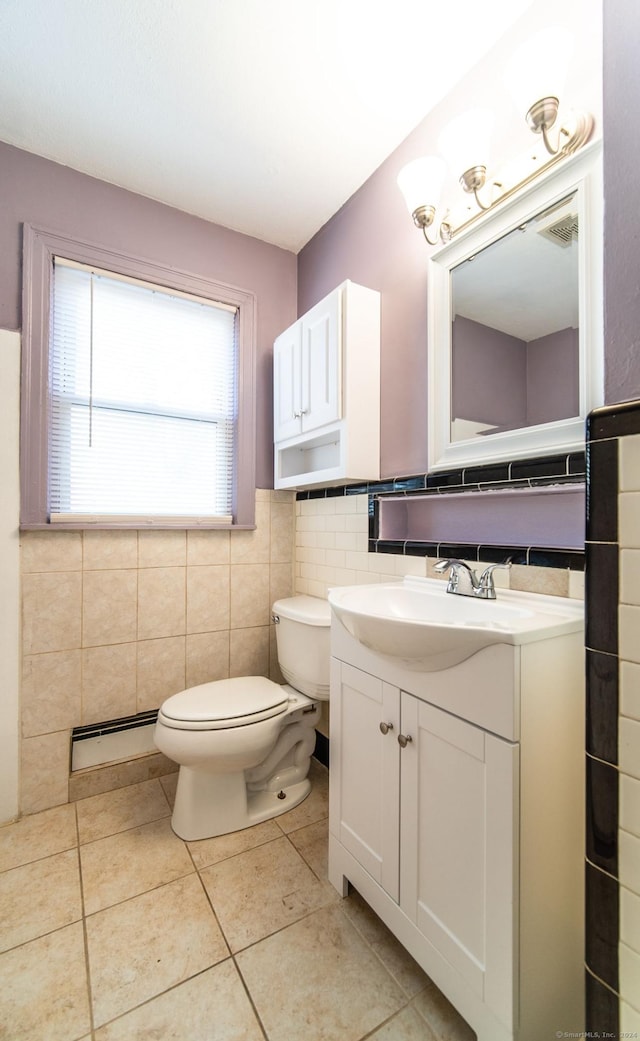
[328,576,583,669]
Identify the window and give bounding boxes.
[21,226,256,528]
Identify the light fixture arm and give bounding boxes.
[526,96,594,157]
[412,204,445,247]
[459,165,495,211]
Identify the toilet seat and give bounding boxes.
[158,676,289,731]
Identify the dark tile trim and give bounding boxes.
[586,438,619,543]
[586,755,619,877]
[295,452,585,500]
[367,538,584,570]
[585,542,619,655]
[586,650,619,766]
[585,862,620,991]
[583,405,631,1027]
[585,969,620,1035]
[587,398,640,441]
[296,452,586,568]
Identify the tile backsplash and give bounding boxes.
[19,490,295,814]
[294,492,585,600]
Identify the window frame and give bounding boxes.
[21,224,257,530]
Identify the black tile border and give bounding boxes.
[584,398,640,1029]
[585,862,620,992]
[586,756,619,876]
[586,650,619,765]
[585,542,619,655]
[585,969,620,1035]
[295,451,585,501]
[297,451,586,569]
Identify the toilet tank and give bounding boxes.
[272,595,331,700]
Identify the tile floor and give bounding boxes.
[0,759,476,1041]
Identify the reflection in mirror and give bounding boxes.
[450,193,579,443]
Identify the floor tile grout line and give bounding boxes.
[74,801,97,1041]
[90,962,235,1036]
[187,841,234,963]
[335,894,436,1008]
[76,807,173,848]
[232,955,271,1041]
[83,865,197,920]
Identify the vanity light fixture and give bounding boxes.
[397,155,450,245]
[504,27,593,159]
[398,27,594,243]
[437,109,498,213]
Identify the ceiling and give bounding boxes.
[0,0,534,253]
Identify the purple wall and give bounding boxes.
[603,0,640,404]
[297,1,607,476]
[0,142,297,488]
[452,316,527,430]
[526,327,579,425]
[452,318,579,432]
[298,146,430,478]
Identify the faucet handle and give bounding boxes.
[478,558,513,596]
[434,558,453,574]
[434,558,474,575]
[434,558,479,596]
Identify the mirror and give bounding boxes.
[428,142,603,471]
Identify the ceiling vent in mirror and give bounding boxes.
[537,212,579,247]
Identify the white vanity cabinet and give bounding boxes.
[329,620,585,1041]
[273,280,380,489]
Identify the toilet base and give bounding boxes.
[170,765,312,841]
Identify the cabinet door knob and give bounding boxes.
[397,733,412,748]
[379,721,394,735]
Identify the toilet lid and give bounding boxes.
[159,676,289,730]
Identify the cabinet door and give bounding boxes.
[400,695,518,1028]
[301,288,341,433]
[273,321,302,442]
[330,660,400,900]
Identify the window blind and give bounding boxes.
[49,259,238,522]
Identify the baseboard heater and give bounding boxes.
[72,710,328,773]
[71,710,159,771]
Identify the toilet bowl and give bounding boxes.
[154,595,330,840]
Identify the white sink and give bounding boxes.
[328,576,584,669]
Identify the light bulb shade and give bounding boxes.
[437,110,495,178]
[504,27,574,115]
[397,156,446,216]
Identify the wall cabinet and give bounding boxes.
[273,280,380,489]
[329,622,584,1041]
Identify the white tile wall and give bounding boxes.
[619,431,640,1014]
[295,494,427,599]
[294,494,581,600]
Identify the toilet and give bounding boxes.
[154,595,331,840]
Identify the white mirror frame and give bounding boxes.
[427,139,603,472]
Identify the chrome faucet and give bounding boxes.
[434,558,512,600]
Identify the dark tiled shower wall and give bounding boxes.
[585,399,640,1032]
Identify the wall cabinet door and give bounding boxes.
[399,693,518,1029]
[300,288,341,433]
[330,660,400,900]
[273,321,303,443]
[273,288,341,443]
